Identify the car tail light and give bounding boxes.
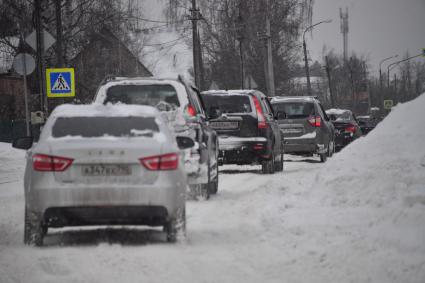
[307,116,321,127]
[345,125,356,133]
[252,96,267,129]
[185,104,197,117]
[140,153,178,171]
[33,154,73,172]
[253,143,264,150]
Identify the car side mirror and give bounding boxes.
[176,136,195,149]
[208,107,221,120]
[276,111,287,120]
[12,136,33,150]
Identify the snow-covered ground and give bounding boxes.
[1,94,425,282]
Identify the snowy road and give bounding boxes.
[1,94,425,283]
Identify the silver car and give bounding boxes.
[12,104,193,246]
[270,96,335,162]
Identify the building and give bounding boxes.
[71,28,152,102]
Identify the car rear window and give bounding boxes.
[327,111,353,121]
[52,117,159,138]
[272,102,315,119]
[105,85,180,110]
[202,94,252,114]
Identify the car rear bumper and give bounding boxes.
[218,136,271,164]
[283,138,325,154]
[26,182,186,227]
[335,133,355,149]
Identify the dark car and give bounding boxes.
[356,115,381,135]
[201,90,283,174]
[93,76,219,199]
[270,96,335,162]
[326,109,362,150]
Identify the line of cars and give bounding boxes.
[12,75,379,246]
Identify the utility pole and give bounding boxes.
[35,0,47,114]
[265,0,275,96]
[55,0,63,67]
[237,1,245,89]
[325,56,335,108]
[190,0,202,89]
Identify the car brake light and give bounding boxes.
[140,153,178,171]
[33,154,73,172]
[252,96,267,129]
[253,143,264,150]
[307,116,321,127]
[186,104,197,117]
[345,125,356,133]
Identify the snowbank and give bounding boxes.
[317,93,425,205]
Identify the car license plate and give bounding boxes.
[210,121,239,129]
[282,128,302,134]
[82,164,132,176]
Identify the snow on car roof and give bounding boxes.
[325,108,351,115]
[50,103,159,118]
[270,96,317,103]
[202,90,255,96]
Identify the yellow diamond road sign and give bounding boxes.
[383,100,394,110]
[46,68,75,98]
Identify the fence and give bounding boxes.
[0,120,40,143]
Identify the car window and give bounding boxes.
[202,94,252,114]
[271,102,315,119]
[104,85,180,110]
[318,103,330,121]
[52,117,159,138]
[185,86,205,116]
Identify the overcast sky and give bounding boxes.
[308,0,425,75]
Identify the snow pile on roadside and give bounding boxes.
[316,93,425,206]
[307,94,425,281]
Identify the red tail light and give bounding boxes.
[345,125,356,133]
[252,96,267,129]
[33,154,73,172]
[140,153,178,171]
[307,116,321,127]
[186,104,197,117]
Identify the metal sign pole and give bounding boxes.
[22,54,31,136]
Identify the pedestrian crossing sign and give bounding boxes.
[46,68,75,98]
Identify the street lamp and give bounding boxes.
[387,53,423,87]
[379,55,398,89]
[303,19,332,96]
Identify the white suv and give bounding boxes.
[93,76,219,199]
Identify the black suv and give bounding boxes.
[201,90,283,174]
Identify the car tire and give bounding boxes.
[164,207,186,243]
[197,184,210,201]
[208,167,219,195]
[274,150,284,172]
[262,152,275,174]
[24,207,44,247]
[320,145,328,163]
[328,140,334,157]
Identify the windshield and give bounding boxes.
[105,85,180,110]
[52,117,159,138]
[327,111,353,121]
[272,102,315,119]
[202,94,252,114]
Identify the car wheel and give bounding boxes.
[208,165,219,195]
[274,150,284,172]
[24,207,44,247]
[262,152,275,174]
[328,140,334,157]
[196,183,210,201]
[164,207,186,243]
